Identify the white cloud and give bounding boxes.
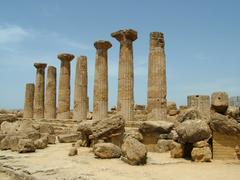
[0,25,30,44]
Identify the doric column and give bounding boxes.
[111,29,137,121]
[23,83,35,118]
[33,63,47,119]
[57,53,74,119]
[147,32,167,121]
[73,56,88,121]
[93,40,112,121]
[45,66,57,119]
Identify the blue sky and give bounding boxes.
[0,0,240,110]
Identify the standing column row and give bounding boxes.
[111,29,137,122]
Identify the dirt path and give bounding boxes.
[0,143,240,180]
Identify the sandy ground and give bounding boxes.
[0,143,240,180]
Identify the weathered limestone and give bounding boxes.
[45,66,57,119]
[111,29,137,121]
[57,53,74,119]
[211,92,229,114]
[93,40,112,121]
[23,83,35,118]
[33,63,47,119]
[147,32,167,121]
[187,95,210,118]
[73,56,88,121]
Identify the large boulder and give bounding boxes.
[124,129,143,142]
[210,112,240,136]
[211,92,229,114]
[58,134,80,143]
[93,143,121,159]
[34,136,48,149]
[18,139,36,153]
[170,142,184,158]
[139,121,174,134]
[176,119,211,143]
[176,108,203,122]
[0,120,40,140]
[0,135,21,151]
[156,139,175,153]
[121,137,147,165]
[191,146,212,162]
[77,115,125,146]
[89,115,125,143]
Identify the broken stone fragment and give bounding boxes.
[121,137,147,165]
[139,121,174,134]
[170,142,184,158]
[93,143,121,159]
[18,139,36,153]
[68,147,78,156]
[58,134,80,143]
[155,139,175,153]
[176,119,211,144]
[211,92,229,114]
[191,146,212,162]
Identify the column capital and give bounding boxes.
[34,63,47,69]
[111,29,137,42]
[94,40,112,50]
[150,32,165,48]
[57,53,75,62]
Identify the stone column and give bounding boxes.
[93,40,112,121]
[73,56,88,121]
[57,53,74,119]
[147,32,167,121]
[33,63,47,119]
[187,95,210,118]
[111,29,137,121]
[23,83,35,118]
[45,66,57,119]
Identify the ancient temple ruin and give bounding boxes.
[0,29,239,177]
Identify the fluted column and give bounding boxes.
[57,53,74,119]
[93,40,112,121]
[23,83,35,118]
[33,63,47,119]
[111,29,137,121]
[73,56,88,121]
[45,66,57,119]
[147,32,167,121]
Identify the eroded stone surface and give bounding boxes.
[121,137,147,165]
[33,63,47,119]
[45,66,57,119]
[23,83,35,118]
[211,92,229,114]
[93,142,121,159]
[73,56,88,121]
[93,41,112,121]
[57,53,74,119]
[112,29,137,122]
[147,32,167,121]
